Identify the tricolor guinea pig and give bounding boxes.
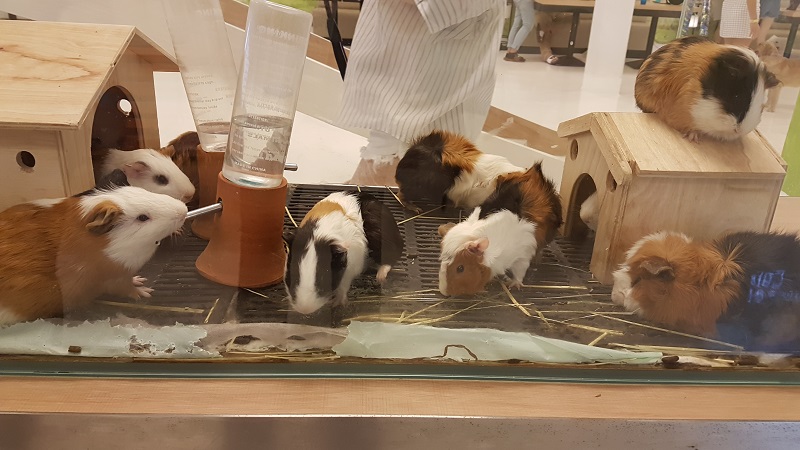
[438,207,536,297]
[0,187,187,325]
[395,130,524,211]
[284,191,404,315]
[611,230,800,350]
[93,148,196,203]
[635,36,779,142]
[477,162,563,257]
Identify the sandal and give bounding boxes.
[504,53,526,62]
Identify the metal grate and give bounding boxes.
[76,183,743,351]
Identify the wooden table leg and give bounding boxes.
[556,11,586,67]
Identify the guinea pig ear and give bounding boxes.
[764,69,781,89]
[438,222,456,237]
[158,145,176,159]
[640,257,675,282]
[283,229,296,246]
[84,200,122,235]
[466,237,490,256]
[122,161,151,180]
[331,243,348,255]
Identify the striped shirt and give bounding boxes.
[338,0,505,144]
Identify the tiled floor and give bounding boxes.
[154,50,799,185]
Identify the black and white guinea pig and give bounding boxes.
[635,36,779,142]
[612,230,800,351]
[284,191,404,315]
[93,148,196,203]
[477,162,563,256]
[394,130,524,212]
[0,186,187,325]
[438,207,537,297]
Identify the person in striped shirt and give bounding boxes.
[338,0,506,186]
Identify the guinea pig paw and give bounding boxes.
[683,131,701,144]
[132,286,154,299]
[505,278,523,290]
[376,265,392,285]
[132,276,148,287]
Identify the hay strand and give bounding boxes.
[95,300,205,314]
[285,206,298,228]
[501,282,552,328]
[588,332,608,347]
[592,313,744,350]
[203,298,220,324]
[397,205,445,225]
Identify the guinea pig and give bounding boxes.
[611,230,800,350]
[579,192,599,232]
[0,186,187,325]
[635,36,779,142]
[477,162,563,257]
[158,131,200,208]
[438,207,536,297]
[93,148,196,203]
[74,169,130,197]
[284,191,404,315]
[394,130,524,212]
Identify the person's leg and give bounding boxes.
[758,17,774,43]
[505,1,524,60]
[758,0,781,43]
[509,0,535,52]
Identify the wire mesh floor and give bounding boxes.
[71,183,788,357]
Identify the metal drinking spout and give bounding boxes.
[186,202,223,220]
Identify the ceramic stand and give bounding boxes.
[191,147,225,240]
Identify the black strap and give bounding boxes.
[323,0,348,80]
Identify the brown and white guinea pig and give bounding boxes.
[611,230,800,350]
[158,131,200,207]
[284,191,404,315]
[635,36,779,142]
[93,147,195,203]
[394,130,524,212]
[438,207,537,297]
[476,162,563,257]
[0,186,187,325]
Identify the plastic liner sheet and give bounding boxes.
[333,321,663,364]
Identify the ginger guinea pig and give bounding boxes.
[284,192,404,315]
[612,230,800,350]
[438,207,536,297]
[93,148,195,203]
[395,130,524,212]
[635,36,779,142]
[0,187,187,325]
[477,162,563,257]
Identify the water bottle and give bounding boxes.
[222,0,313,188]
[163,0,239,152]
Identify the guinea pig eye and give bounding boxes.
[154,174,169,186]
[456,265,464,273]
[136,214,150,222]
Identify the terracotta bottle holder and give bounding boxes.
[196,173,287,288]
[191,147,226,240]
